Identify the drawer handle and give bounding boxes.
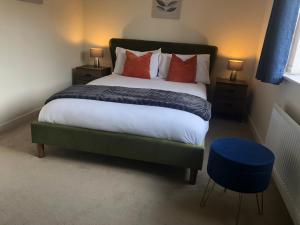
[83,74,93,78]
[224,103,233,107]
[224,89,235,93]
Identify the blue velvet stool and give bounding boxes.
[201,138,275,225]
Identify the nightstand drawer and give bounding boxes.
[215,84,247,99]
[73,74,96,84]
[76,68,100,76]
[213,98,245,115]
[213,78,248,121]
[72,66,111,85]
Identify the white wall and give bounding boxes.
[83,0,270,83]
[0,0,84,127]
[250,79,300,143]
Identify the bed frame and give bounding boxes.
[31,38,218,184]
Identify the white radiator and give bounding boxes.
[266,104,300,225]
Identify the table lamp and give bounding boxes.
[90,48,104,68]
[227,59,244,81]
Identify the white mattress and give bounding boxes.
[39,74,209,145]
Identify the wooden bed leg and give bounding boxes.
[189,168,198,185]
[37,144,45,158]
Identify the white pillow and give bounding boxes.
[113,47,161,79]
[158,53,211,84]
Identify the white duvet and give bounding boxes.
[39,74,209,145]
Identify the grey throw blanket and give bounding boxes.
[46,85,211,121]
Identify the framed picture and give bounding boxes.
[152,0,182,20]
[18,0,43,4]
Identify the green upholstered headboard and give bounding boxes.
[109,38,218,75]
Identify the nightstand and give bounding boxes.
[72,65,111,85]
[213,78,248,120]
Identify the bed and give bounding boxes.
[31,38,218,184]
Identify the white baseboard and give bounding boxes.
[0,108,41,133]
[248,114,264,144]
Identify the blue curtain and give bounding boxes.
[256,0,300,84]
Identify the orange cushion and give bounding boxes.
[123,51,152,79]
[167,54,197,83]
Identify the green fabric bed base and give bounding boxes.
[31,121,204,172]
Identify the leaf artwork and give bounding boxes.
[156,0,166,6]
[156,0,178,13]
[167,7,176,12]
[157,5,166,11]
[167,1,178,6]
[152,0,181,19]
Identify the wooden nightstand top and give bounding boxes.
[76,65,111,71]
[216,78,248,86]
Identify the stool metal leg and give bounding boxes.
[256,192,264,215]
[235,193,243,225]
[200,178,215,207]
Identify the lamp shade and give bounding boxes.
[227,60,244,71]
[90,48,104,58]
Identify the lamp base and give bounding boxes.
[94,57,101,68]
[230,71,237,81]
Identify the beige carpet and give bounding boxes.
[0,118,293,225]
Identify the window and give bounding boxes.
[287,11,300,75]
